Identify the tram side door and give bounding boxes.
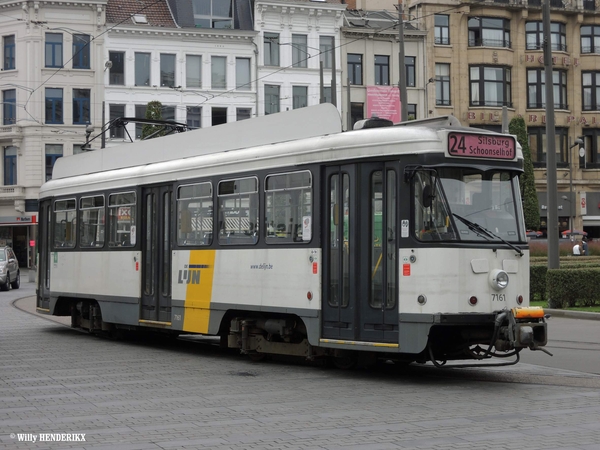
[322,165,357,340]
[37,199,52,310]
[322,164,398,343]
[141,185,173,323]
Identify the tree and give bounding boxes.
[141,101,165,140]
[509,116,540,231]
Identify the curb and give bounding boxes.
[544,308,600,321]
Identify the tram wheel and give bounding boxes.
[332,355,357,370]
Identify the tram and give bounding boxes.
[36,103,548,368]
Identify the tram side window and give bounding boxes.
[177,182,213,246]
[108,191,136,247]
[53,199,76,248]
[217,177,258,245]
[265,171,312,243]
[79,195,105,248]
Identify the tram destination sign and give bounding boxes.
[447,132,516,160]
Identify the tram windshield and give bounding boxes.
[413,167,526,243]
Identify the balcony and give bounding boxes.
[0,186,25,199]
[583,0,596,10]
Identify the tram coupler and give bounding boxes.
[495,307,549,355]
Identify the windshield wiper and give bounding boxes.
[452,213,523,257]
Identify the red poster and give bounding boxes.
[366,86,401,123]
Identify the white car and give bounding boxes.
[0,247,20,291]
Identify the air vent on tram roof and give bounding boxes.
[353,117,394,130]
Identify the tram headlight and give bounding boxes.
[489,269,509,290]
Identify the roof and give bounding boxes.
[106,0,177,27]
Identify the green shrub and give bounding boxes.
[546,267,600,308]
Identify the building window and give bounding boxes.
[73,89,91,125]
[348,54,363,85]
[435,63,451,106]
[293,86,308,109]
[109,104,125,138]
[236,58,251,90]
[265,85,280,115]
[320,36,334,70]
[135,104,147,139]
[45,144,63,182]
[187,106,201,129]
[45,88,63,124]
[468,17,510,48]
[192,0,233,29]
[292,35,308,68]
[3,89,16,125]
[45,33,62,68]
[3,146,16,185]
[264,33,280,67]
[323,86,332,104]
[583,72,600,111]
[186,55,202,88]
[350,103,364,128]
[526,21,566,51]
[580,131,600,168]
[527,69,567,109]
[581,25,600,54]
[135,52,150,86]
[109,52,125,85]
[408,104,417,120]
[211,56,226,89]
[237,108,251,121]
[73,34,90,69]
[435,15,450,45]
[405,56,415,87]
[528,127,568,167]
[160,54,176,87]
[73,145,85,155]
[375,55,389,86]
[3,35,15,70]
[470,66,511,107]
[212,107,227,126]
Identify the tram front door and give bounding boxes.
[322,164,399,344]
[141,185,173,323]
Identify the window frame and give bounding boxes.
[236,57,251,91]
[292,85,308,109]
[45,88,63,124]
[527,68,567,110]
[45,144,63,182]
[581,25,600,54]
[160,53,176,88]
[2,89,16,125]
[264,32,280,67]
[3,146,17,186]
[45,33,63,68]
[319,36,334,70]
[72,34,90,69]
[292,34,308,68]
[109,51,125,85]
[72,88,91,125]
[583,71,600,111]
[211,55,227,90]
[348,53,363,85]
[265,84,280,115]
[434,15,450,45]
[135,52,151,87]
[3,35,15,70]
[405,56,416,87]
[469,65,512,107]
[186,54,202,88]
[468,17,511,48]
[526,21,566,51]
[435,63,451,106]
[374,55,390,86]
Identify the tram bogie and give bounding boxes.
[36,104,549,369]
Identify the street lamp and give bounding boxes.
[565,137,584,241]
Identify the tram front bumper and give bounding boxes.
[496,307,548,351]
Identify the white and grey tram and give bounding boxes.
[36,104,548,368]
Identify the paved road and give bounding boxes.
[2,281,600,449]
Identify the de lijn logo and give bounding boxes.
[178,264,209,285]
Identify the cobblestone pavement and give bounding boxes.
[1,282,600,450]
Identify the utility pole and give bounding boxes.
[543,0,559,269]
[397,1,407,122]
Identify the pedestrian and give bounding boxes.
[573,240,581,256]
[582,236,589,256]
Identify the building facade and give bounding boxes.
[0,0,107,267]
[408,0,600,238]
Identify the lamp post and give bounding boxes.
[561,195,572,241]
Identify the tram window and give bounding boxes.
[79,195,105,248]
[177,182,213,246]
[413,171,457,241]
[217,177,258,245]
[108,191,136,247]
[265,171,312,244]
[53,198,76,248]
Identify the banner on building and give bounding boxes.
[366,86,401,123]
[581,192,587,215]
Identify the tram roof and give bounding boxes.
[52,103,344,181]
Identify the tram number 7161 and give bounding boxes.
[492,293,506,302]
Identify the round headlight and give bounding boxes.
[490,269,509,290]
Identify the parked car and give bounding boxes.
[561,230,588,239]
[526,230,543,238]
[0,247,20,291]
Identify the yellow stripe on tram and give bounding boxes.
[320,339,399,348]
[182,250,216,334]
